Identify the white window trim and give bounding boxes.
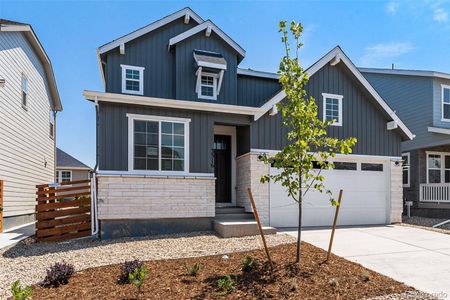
[21,73,27,110]
[441,84,450,122]
[426,151,450,184]
[127,113,190,175]
[322,93,343,126]
[56,170,72,183]
[121,64,145,95]
[402,152,410,187]
[198,72,218,100]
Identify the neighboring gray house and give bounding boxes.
[362,68,450,218]
[83,8,413,238]
[0,20,62,231]
[56,148,91,183]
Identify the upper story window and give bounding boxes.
[442,84,450,121]
[427,152,450,183]
[121,65,144,95]
[127,114,190,174]
[199,73,217,100]
[21,73,27,109]
[49,109,55,138]
[322,93,343,126]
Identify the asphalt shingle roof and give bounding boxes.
[57,148,91,169]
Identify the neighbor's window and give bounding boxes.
[427,152,450,183]
[21,73,27,109]
[402,153,410,187]
[442,85,450,121]
[121,65,144,95]
[199,74,217,100]
[49,110,55,138]
[131,116,189,172]
[322,93,343,126]
[56,170,72,183]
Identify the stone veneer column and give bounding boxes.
[389,160,403,223]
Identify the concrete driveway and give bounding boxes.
[281,225,450,299]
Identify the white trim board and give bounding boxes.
[98,7,203,55]
[428,126,450,135]
[259,46,414,140]
[97,170,214,178]
[237,68,280,79]
[168,20,245,58]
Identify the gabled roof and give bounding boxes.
[259,46,414,140]
[98,7,203,55]
[237,68,280,79]
[168,20,245,61]
[360,67,450,81]
[57,148,91,170]
[0,20,62,111]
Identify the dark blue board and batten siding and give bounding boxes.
[251,63,402,157]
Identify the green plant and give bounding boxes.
[128,265,148,299]
[217,275,235,296]
[118,259,143,284]
[11,280,32,300]
[242,256,256,272]
[184,261,201,276]
[259,21,357,264]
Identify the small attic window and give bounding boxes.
[121,64,145,95]
[194,50,226,101]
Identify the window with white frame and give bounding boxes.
[121,65,144,95]
[442,85,450,121]
[322,93,343,126]
[129,114,189,173]
[56,170,72,183]
[198,73,217,100]
[427,152,450,183]
[21,73,27,109]
[49,109,55,138]
[402,152,410,187]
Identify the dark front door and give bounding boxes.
[214,135,231,203]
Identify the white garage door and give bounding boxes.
[269,159,389,228]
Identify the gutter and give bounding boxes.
[91,96,100,237]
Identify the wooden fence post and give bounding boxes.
[247,188,274,271]
[326,189,343,262]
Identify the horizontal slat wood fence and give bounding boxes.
[35,179,91,242]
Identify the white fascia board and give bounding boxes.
[168,20,245,58]
[237,68,280,79]
[197,61,227,70]
[258,47,414,140]
[83,90,259,116]
[360,68,450,81]
[98,8,203,54]
[428,126,450,135]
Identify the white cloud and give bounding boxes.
[360,42,414,67]
[434,7,448,22]
[386,1,399,15]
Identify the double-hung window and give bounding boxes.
[322,93,343,126]
[442,85,450,121]
[56,170,72,183]
[128,114,190,174]
[402,153,410,187]
[427,152,450,183]
[199,73,217,100]
[121,65,144,95]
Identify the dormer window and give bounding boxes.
[194,50,226,101]
[121,65,144,95]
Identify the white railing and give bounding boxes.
[420,183,450,203]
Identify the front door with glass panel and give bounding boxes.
[214,135,231,203]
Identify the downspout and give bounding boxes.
[91,96,99,236]
[53,110,57,182]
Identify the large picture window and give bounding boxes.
[427,152,450,184]
[128,114,189,173]
[442,85,450,121]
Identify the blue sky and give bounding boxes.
[1,0,449,167]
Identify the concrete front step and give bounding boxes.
[214,219,277,238]
[215,213,255,220]
[216,206,246,214]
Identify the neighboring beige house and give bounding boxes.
[0,19,62,231]
[56,148,91,183]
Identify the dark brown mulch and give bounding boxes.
[31,242,414,300]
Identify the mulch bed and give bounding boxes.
[30,242,414,299]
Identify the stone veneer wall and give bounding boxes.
[389,160,403,223]
[236,153,270,225]
[97,176,215,220]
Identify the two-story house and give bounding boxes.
[362,68,450,218]
[83,8,413,239]
[0,20,62,231]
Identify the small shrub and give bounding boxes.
[42,262,75,287]
[129,265,148,299]
[217,275,235,296]
[118,259,143,284]
[11,280,32,300]
[242,256,256,272]
[184,261,201,276]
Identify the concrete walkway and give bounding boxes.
[0,223,34,250]
[281,225,450,299]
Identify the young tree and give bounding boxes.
[260,21,357,264]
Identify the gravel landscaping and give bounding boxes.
[402,216,450,234]
[0,232,295,299]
